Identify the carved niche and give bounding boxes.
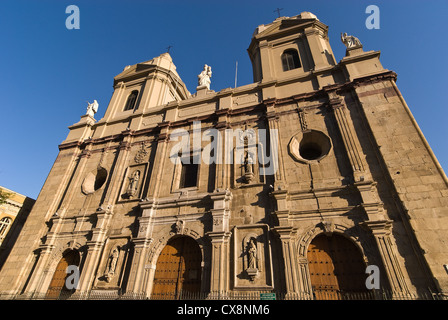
[95,239,130,289]
[233,224,273,290]
[119,163,147,201]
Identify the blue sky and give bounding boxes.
[0,0,447,199]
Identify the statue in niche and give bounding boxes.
[198,64,212,89]
[340,32,362,49]
[243,151,255,183]
[104,247,120,283]
[245,237,259,281]
[126,170,140,197]
[86,100,99,117]
[247,238,257,269]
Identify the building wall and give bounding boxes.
[0,187,35,271]
[0,12,447,299]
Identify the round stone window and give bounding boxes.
[288,130,332,163]
[81,167,108,194]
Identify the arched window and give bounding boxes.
[124,90,139,111]
[0,217,12,241]
[281,49,301,71]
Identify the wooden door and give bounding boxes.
[152,236,202,299]
[307,234,367,300]
[46,250,80,299]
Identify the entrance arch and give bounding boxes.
[151,236,202,299]
[46,250,80,299]
[307,233,367,300]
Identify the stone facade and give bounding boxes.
[0,186,35,270]
[0,12,447,299]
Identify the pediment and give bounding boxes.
[254,16,320,40]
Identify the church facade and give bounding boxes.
[0,12,447,300]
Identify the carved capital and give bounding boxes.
[362,219,393,237]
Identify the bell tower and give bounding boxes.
[63,52,191,145]
[247,12,337,87]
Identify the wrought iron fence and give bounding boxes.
[1,288,446,301]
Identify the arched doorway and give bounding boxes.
[46,250,80,299]
[152,236,202,299]
[307,233,367,300]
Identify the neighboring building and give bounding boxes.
[0,186,35,270]
[0,12,447,300]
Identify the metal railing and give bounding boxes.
[1,288,446,300]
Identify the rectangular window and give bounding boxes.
[180,158,199,188]
[282,49,301,71]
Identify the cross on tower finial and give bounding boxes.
[166,45,173,53]
[274,8,283,18]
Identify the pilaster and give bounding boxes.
[206,231,231,294]
[125,237,153,295]
[363,220,411,296]
[272,226,299,296]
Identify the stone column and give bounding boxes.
[21,244,55,297]
[77,239,104,295]
[265,100,285,186]
[363,220,411,296]
[207,231,231,296]
[99,133,133,208]
[56,144,93,216]
[297,257,313,299]
[214,108,230,190]
[77,209,112,294]
[206,189,232,296]
[258,40,273,81]
[325,88,387,221]
[325,88,368,183]
[125,238,152,296]
[272,226,299,297]
[146,121,170,198]
[304,27,332,71]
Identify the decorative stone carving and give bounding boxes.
[341,32,362,49]
[233,224,273,289]
[171,220,184,235]
[243,151,255,183]
[298,108,308,131]
[197,64,212,89]
[245,237,259,281]
[318,220,335,235]
[86,100,99,117]
[104,247,120,283]
[134,143,148,163]
[126,170,140,197]
[120,164,146,201]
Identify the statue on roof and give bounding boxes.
[86,100,99,117]
[341,32,362,49]
[198,64,212,90]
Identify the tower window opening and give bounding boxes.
[282,49,301,71]
[124,90,139,111]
